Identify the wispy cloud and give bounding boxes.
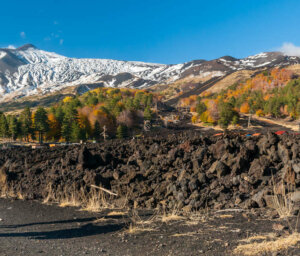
[20,31,26,39]
[279,42,300,57]
[59,39,64,45]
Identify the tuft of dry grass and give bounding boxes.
[218,214,233,219]
[234,232,300,256]
[271,180,295,219]
[43,184,55,204]
[171,232,196,237]
[127,224,155,234]
[161,207,185,223]
[107,211,127,216]
[81,188,113,212]
[59,193,81,207]
[239,235,268,243]
[125,209,157,234]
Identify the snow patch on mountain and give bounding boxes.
[0,46,300,103]
[0,51,7,59]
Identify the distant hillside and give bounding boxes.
[0,88,158,142]
[2,44,300,110]
[179,68,300,127]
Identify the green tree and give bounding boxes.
[143,106,152,121]
[116,125,127,139]
[19,107,33,141]
[93,121,101,141]
[71,121,85,142]
[218,102,238,129]
[196,102,207,115]
[61,117,72,142]
[232,115,239,126]
[34,107,49,143]
[8,116,19,140]
[0,113,9,138]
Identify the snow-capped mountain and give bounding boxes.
[0,44,300,103]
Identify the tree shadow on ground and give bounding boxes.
[0,223,124,240]
[0,217,97,229]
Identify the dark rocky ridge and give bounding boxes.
[0,132,299,212]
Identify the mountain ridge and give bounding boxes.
[1,44,300,104]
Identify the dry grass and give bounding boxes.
[218,214,233,219]
[239,235,269,243]
[171,232,196,237]
[207,70,255,93]
[0,184,22,199]
[183,210,207,225]
[271,180,295,219]
[234,232,300,255]
[81,188,113,212]
[59,193,81,207]
[42,184,126,213]
[127,224,155,234]
[161,211,185,223]
[125,209,157,234]
[43,184,55,204]
[107,211,127,216]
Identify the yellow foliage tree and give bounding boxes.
[191,115,198,124]
[63,96,73,103]
[256,109,264,117]
[240,102,250,114]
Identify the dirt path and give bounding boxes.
[1,199,300,256]
[245,115,299,132]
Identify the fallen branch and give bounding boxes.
[90,185,118,196]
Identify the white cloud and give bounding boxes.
[6,45,16,49]
[279,42,300,57]
[20,31,26,39]
[59,39,64,45]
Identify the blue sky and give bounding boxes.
[1,0,300,63]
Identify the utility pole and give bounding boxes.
[248,115,251,128]
[248,110,254,128]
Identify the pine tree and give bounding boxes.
[93,121,101,141]
[19,107,33,141]
[34,107,49,143]
[0,113,9,138]
[71,121,85,142]
[196,102,207,115]
[61,117,72,142]
[218,102,238,129]
[143,106,152,121]
[9,116,19,140]
[116,125,127,139]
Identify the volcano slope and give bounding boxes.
[0,131,299,213]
